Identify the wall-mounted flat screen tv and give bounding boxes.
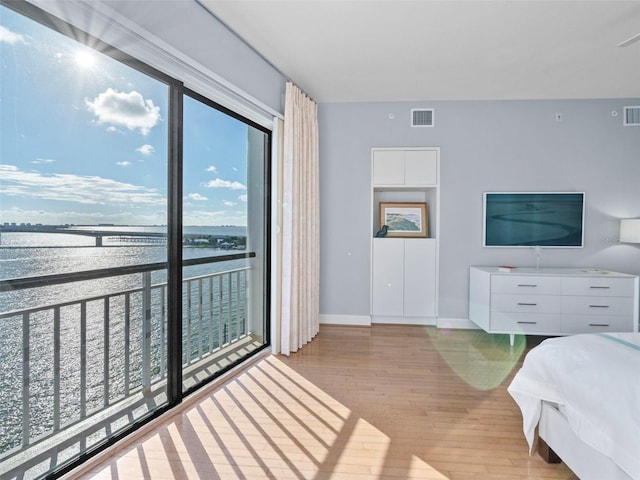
[483,192,585,247]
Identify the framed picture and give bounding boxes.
[379,202,428,238]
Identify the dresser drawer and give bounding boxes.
[562,277,636,297]
[491,294,562,314]
[491,275,562,295]
[562,296,635,316]
[562,315,634,333]
[491,312,560,333]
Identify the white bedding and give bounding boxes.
[508,333,640,480]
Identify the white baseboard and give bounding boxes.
[437,317,480,329]
[371,315,437,326]
[319,314,371,326]
[319,315,480,330]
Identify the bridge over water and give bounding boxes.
[0,225,166,246]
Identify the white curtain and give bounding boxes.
[280,82,320,355]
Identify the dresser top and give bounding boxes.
[471,266,638,278]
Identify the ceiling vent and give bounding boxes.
[411,108,434,127]
[624,106,640,126]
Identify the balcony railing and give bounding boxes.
[0,253,255,472]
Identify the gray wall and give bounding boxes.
[319,99,640,320]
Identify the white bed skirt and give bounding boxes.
[539,402,632,480]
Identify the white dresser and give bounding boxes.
[469,267,639,345]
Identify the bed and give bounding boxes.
[507,332,640,480]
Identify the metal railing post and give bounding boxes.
[186,280,192,366]
[80,302,87,418]
[160,286,166,379]
[198,278,203,358]
[227,272,232,343]
[53,307,61,431]
[103,299,110,407]
[142,272,152,391]
[235,271,240,339]
[124,293,131,396]
[208,277,214,354]
[22,312,30,447]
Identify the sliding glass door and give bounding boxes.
[181,92,270,394]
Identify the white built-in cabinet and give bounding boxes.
[372,149,438,185]
[370,147,439,324]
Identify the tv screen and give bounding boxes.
[483,192,585,247]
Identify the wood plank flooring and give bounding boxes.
[69,325,578,479]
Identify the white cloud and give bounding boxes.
[205,178,246,190]
[206,166,217,173]
[183,209,246,227]
[0,26,26,44]
[116,161,131,166]
[223,200,236,207]
[106,126,118,132]
[0,164,165,206]
[31,158,56,164]
[238,194,248,203]
[85,88,160,135]
[187,193,208,201]
[136,144,155,155]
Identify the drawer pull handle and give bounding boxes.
[589,323,610,327]
[517,284,538,287]
[588,305,610,308]
[517,302,537,306]
[517,321,537,324]
[590,286,610,289]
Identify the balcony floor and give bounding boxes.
[1,335,263,480]
[65,325,577,480]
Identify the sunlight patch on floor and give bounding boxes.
[74,355,450,479]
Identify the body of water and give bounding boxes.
[0,226,248,455]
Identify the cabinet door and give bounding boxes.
[404,239,436,317]
[372,150,404,185]
[404,150,437,185]
[372,238,404,316]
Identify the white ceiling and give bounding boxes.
[200,0,640,103]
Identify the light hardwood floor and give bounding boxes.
[70,325,578,479]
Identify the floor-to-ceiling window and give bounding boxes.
[0,3,271,479]
[181,92,270,394]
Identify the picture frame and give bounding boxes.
[379,202,428,238]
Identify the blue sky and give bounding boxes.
[1,6,251,226]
